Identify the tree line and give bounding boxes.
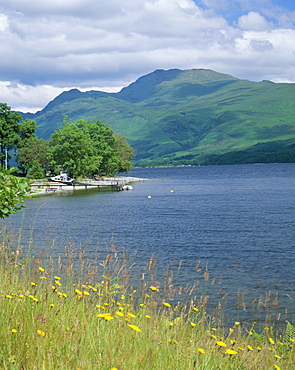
[0,103,134,179]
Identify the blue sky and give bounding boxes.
[0,0,295,112]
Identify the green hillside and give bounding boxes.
[23,69,295,165]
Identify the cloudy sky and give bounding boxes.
[1,0,295,113]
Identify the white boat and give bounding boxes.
[122,185,133,190]
[51,173,74,185]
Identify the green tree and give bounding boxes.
[0,103,22,168]
[16,137,48,177]
[0,167,31,218]
[49,118,134,178]
[114,133,135,173]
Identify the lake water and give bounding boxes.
[3,163,295,324]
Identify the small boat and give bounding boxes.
[51,173,74,185]
[122,185,133,190]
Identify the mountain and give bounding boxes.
[22,68,295,166]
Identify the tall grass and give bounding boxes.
[0,225,294,369]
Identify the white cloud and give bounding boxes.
[238,11,272,30]
[0,0,295,112]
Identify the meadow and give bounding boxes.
[1,224,295,370]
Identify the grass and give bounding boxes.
[0,226,295,369]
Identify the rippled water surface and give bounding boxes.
[4,163,295,322]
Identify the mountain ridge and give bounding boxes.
[22,68,295,165]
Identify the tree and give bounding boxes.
[49,118,134,178]
[0,167,31,218]
[114,134,135,173]
[0,103,22,168]
[16,137,48,177]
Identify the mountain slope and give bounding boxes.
[23,69,295,165]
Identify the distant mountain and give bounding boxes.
[22,68,295,166]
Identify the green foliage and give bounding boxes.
[21,69,295,165]
[0,167,31,218]
[49,117,133,177]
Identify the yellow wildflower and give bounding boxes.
[145,315,151,319]
[190,322,197,327]
[11,329,18,333]
[247,345,254,351]
[37,330,45,336]
[274,355,281,359]
[269,338,275,345]
[192,307,199,311]
[54,276,61,280]
[163,302,171,308]
[128,324,142,332]
[216,341,227,347]
[197,348,206,354]
[116,311,124,317]
[235,322,240,326]
[5,295,13,299]
[149,286,159,292]
[75,289,82,295]
[225,349,237,355]
[127,312,136,318]
[38,267,45,272]
[40,276,46,280]
[274,365,281,370]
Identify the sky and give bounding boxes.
[1,0,295,113]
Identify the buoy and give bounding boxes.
[170,190,174,192]
[147,195,152,198]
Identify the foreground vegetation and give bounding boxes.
[1,227,295,370]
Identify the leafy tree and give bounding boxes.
[0,103,22,168]
[16,137,48,177]
[0,167,31,218]
[114,134,135,173]
[49,118,134,178]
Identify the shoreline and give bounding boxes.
[30,176,147,196]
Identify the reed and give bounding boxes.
[0,225,294,370]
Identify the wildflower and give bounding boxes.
[40,276,47,280]
[216,341,227,347]
[104,316,113,321]
[11,329,17,333]
[235,322,240,326]
[192,307,199,311]
[197,348,206,354]
[49,304,55,307]
[274,355,281,359]
[37,330,45,336]
[54,276,61,280]
[269,347,275,351]
[149,286,159,292]
[145,294,150,298]
[111,368,118,370]
[97,313,111,318]
[247,345,254,351]
[190,322,197,327]
[274,365,281,370]
[75,289,82,295]
[225,349,237,355]
[116,311,124,317]
[118,307,124,311]
[230,340,237,345]
[212,328,217,331]
[18,294,24,298]
[51,286,56,291]
[31,282,38,286]
[269,338,275,345]
[238,347,245,351]
[145,315,151,319]
[121,295,126,299]
[257,347,262,351]
[38,267,45,272]
[55,280,62,287]
[83,291,90,296]
[5,295,13,299]
[211,335,217,339]
[127,313,136,318]
[139,303,145,307]
[163,302,171,308]
[127,324,142,332]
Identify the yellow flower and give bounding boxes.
[235,322,240,326]
[111,368,118,370]
[11,329,18,333]
[39,267,45,272]
[97,313,111,318]
[197,348,206,354]
[145,315,151,319]
[5,295,13,299]
[49,304,55,307]
[83,291,90,296]
[212,328,217,331]
[55,280,62,286]
[238,347,245,351]
[40,276,47,280]
[274,355,281,359]
[192,307,199,311]
[75,289,82,295]
[149,286,159,292]
[31,282,37,286]
[104,316,113,321]
[211,335,217,339]
[274,365,281,370]
[54,276,61,280]
[216,341,227,347]
[128,324,142,332]
[247,345,254,351]
[269,338,275,345]
[163,302,171,308]
[225,349,237,355]
[269,347,275,351]
[116,311,124,317]
[230,340,237,345]
[190,322,197,327]
[37,330,45,336]
[127,313,136,318]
